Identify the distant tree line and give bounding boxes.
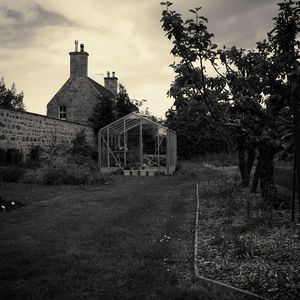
[0,77,25,111]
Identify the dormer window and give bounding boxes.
[59,105,66,120]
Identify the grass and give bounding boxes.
[274,162,293,191]
[188,152,239,168]
[188,153,294,192]
[1,159,295,299]
[0,171,220,299]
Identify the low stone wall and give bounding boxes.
[0,107,96,163]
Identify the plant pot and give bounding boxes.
[148,170,155,176]
[123,170,131,176]
[131,170,139,176]
[140,170,147,176]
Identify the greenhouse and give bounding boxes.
[98,112,177,175]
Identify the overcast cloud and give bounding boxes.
[0,0,278,117]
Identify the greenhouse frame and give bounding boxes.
[98,112,177,175]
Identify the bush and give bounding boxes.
[70,130,93,157]
[10,136,99,185]
[0,166,25,183]
[23,145,45,169]
[21,168,44,184]
[29,145,44,161]
[21,153,99,185]
[43,162,93,185]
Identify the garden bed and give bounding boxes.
[196,177,300,299]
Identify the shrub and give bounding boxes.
[29,145,44,161]
[43,162,93,185]
[24,145,45,169]
[21,168,43,184]
[20,138,99,185]
[70,130,93,157]
[21,153,99,185]
[0,166,25,183]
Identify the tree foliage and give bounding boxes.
[0,77,25,111]
[165,76,230,158]
[89,84,139,133]
[70,130,92,157]
[114,84,139,119]
[88,95,115,133]
[161,0,300,211]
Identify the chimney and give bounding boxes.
[104,71,118,95]
[69,40,89,78]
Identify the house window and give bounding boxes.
[59,105,66,120]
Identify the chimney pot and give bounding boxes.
[104,71,118,95]
[69,42,89,77]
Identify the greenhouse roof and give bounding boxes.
[98,112,175,136]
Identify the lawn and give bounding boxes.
[274,162,294,192]
[0,169,220,299]
[1,162,296,299]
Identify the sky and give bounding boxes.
[0,0,278,118]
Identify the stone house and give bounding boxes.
[47,41,117,126]
[0,41,117,164]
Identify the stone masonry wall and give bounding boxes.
[47,77,102,125]
[0,107,96,162]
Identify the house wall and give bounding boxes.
[0,107,95,163]
[47,77,100,125]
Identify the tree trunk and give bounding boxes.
[237,139,250,187]
[259,151,276,203]
[251,157,261,193]
[260,154,276,227]
[247,147,256,175]
[253,139,277,226]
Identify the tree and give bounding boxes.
[70,130,92,157]
[268,0,300,220]
[0,77,25,111]
[160,0,298,213]
[89,84,140,133]
[114,84,139,119]
[88,95,115,133]
[165,74,229,158]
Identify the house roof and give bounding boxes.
[88,77,114,98]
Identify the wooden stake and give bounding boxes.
[139,119,143,168]
[107,127,110,168]
[194,183,200,277]
[292,151,296,222]
[124,117,126,167]
[98,131,101,171]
